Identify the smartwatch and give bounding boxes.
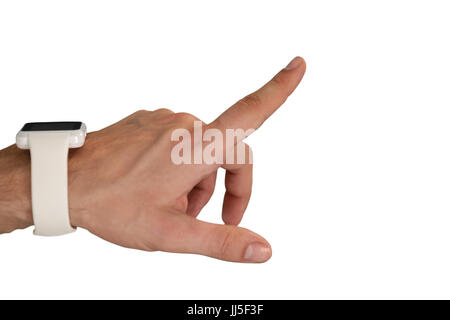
[16,122,87,236]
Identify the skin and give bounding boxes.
[0,57,306,263]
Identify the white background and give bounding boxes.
[1,0,449,299]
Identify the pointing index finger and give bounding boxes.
[209,57,306,134]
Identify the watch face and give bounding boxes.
[21,122,82,131]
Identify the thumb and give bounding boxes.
[159,213,272,263]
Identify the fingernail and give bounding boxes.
[285,57,302,70]
[244,242,272,262]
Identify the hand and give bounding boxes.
[0,57,306,263]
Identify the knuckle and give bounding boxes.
[219,228,235,259]
[174,113,204,131]
[134,109,149,116]
[239,93,261,109]
[126,110,149,126]
[154,107,173,114]
[174,112,197,122]
[226,183,251,199]
[270,72,286,87]
[236,94,265,129]
[153,108,173,113]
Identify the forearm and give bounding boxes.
[0,145,33,233]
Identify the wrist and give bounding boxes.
[0,145,33,233]
[0,142,87,234]
[67,135,91,229]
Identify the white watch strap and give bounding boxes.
[29,132,75,236]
